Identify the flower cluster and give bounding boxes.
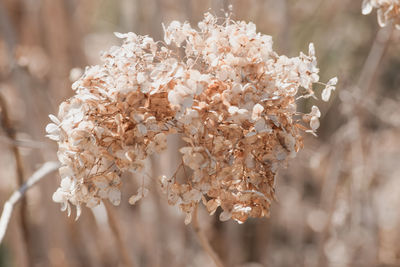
[362,0,400,28]
[47,13,336,223]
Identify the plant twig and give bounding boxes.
[0,93,32,261]
[0,161,60,244]
[357,24,394,95]
[104,201,136,267]
[192,204,225,267]
[0,135,50,149]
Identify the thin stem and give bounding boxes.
[172,162,183,179]
[0,161,60,244]
[357,24,394,95]
[0,135,49,149]
[354,24,394,121]
[0,94,31,262]
[192,204,225,267]
[104,201,136,267]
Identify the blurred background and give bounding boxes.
[0,0,399,266]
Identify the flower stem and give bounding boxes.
[192,204,225,267]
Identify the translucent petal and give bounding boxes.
[362,0,373,15]
[321,88,331,102]
[48,114,60,124]
[128,187,149,205]
[310,116,320,131]
[219,210,232,221]
[327,76,338,86]
[308,43,315,57]
[108,188,121,206]
[45,123,59,134]
[377,9,387,27]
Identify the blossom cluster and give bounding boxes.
[46,13,336,223]
[362,0,400,28]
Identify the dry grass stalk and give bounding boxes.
[0,94,32,262]
[0,161,60,244]
[192,204,225,267]
[103,201,136,267]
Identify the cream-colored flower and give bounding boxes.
[47,12,335,223]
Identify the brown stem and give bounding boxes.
[192,204,225,267]
[353,24,394,119]
[0,135,48,149]
[357,24,394,95]
[0,94,33,265]
[104,201,136,267]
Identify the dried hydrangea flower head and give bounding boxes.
[362,0,400,28]
[46,12,336,223]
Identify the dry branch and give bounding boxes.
[357,24,394,96]
[192,204,225,267]
[0,93,32,261]
[103,201,136,267]
[0,161,60,244]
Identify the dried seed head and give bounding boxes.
[47,12,336,223]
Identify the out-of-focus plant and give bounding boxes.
[362,0,400,28]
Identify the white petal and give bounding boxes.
[327,76,338,86]
[311,105,321,118]
[75,205,82,220]
[108,188,121,206]
[228,106,239,114]
[49,114,60,124]
[52,189,65,203]
[114,32,136,39]
[67,203,71,217]
[308,43,315,57]
[168,90,183,106]
[128,187,149,205]
[46,134,60,141]
[251,103,264,121]
[60,178,72,190]
[114,32,125,38]
[361,0,373,15]
[45,123,59,134]
[321,87,332,102]
[184,212,192,225]
[219,210,232,221]
[310,116,320,131]
[137,72,146,84]
[377,9,386,27]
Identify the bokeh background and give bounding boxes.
[0,0,400,266]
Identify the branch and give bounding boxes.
[0,161,60,244]
[0,93,32,258]
[103,201,136,267]
[0,135,50,149]
[357,24,394,95]
[192,204,225,267]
